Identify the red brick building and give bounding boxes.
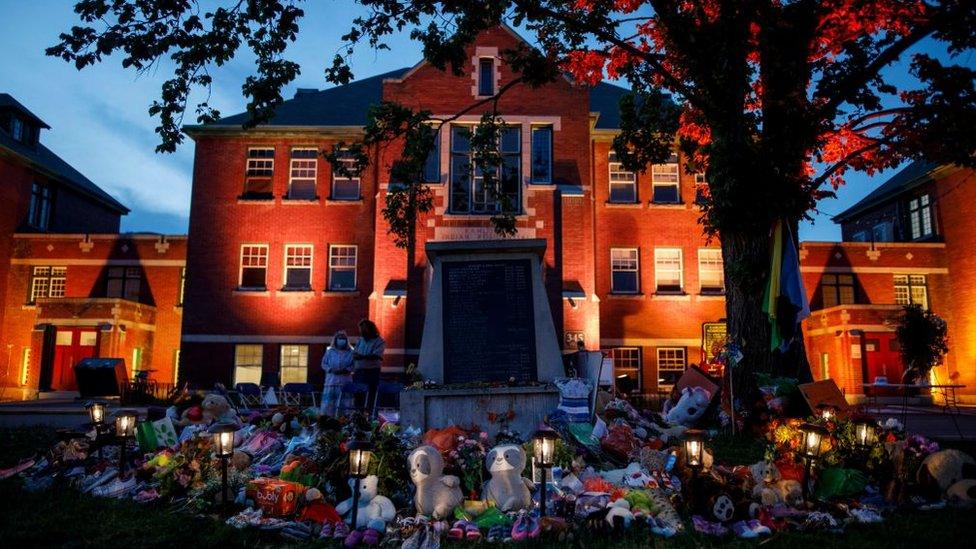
[0,94,185,400]
[181,26,726,392]
[801,162,976,402]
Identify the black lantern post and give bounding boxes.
[532,427,559,517]
[85,400,107,459]
[211,423,237,506]
[798,423,829,497]
[684,429,706,477]
[347,440,373,528]
[114,410,138,477]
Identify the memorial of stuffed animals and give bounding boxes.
[3,354,973,546]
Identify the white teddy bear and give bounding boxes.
[664,387,711,427]
[335,475,397,528]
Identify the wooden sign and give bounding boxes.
[798,379,850,417]
[701,321,727,361]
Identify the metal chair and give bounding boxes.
[281,382,317,408]
[337,382,369,416]
[371,381,404,419]
[234,382,264,410]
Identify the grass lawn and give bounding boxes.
[0,426,967,548]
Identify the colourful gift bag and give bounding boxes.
[136,417,179,452]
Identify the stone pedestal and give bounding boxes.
[399,385,560,438]
[417,239,564,384]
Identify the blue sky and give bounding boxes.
[0,1,969,239]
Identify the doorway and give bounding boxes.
[50,328,98,391]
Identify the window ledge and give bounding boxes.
[697,293,726,301]
[442,212,527,219]
[281,196,321,204]
[237,196,275,203]
[322,290,361,297]
[326,198,364,204]
[279,287,314,294]
[233,288,270,296]
[528,183,557,189]
[652,292,691,301]
[648,201,685,208]
[606,292,644,300]
[604,201,642,209]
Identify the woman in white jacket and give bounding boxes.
[320,330,354,416]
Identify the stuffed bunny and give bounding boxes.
[484,444,535,511]
[409,445,463,518]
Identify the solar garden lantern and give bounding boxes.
[114,410,138,477]
[853,419,878,454]
[798,423,829,497]
[347,440,374,528]
[684,429,706,475]
[817,404,837,422]
[85,400,107,459]
[532,427,559,517]
[211,423,237,506]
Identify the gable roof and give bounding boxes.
[194,72,633,131]
[832,160,940,223]
[0,96,128,214]
[0,93,50,128]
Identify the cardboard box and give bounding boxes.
[247,477,304,517]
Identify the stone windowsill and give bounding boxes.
[648,201,686,209]
[606,292,644,300]
[604,201,642,209]
[281,196,321,204]
[698,292,726,300]
[279,287,315,294]
[236,196,275,204]
[322,290,361,297]
[652,292,691,301]
[233,288,270,296]
[326,198,364,205]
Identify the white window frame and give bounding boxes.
[654,248,684,293]
[611,347,642,392]
[477,57,495,97]
[328,244,358,291]
[331,149,362,200]
[650,155,680,203]
[894,274,928,309]
[288,147,318,199]
[698,248,724,294]
[657,347,687,392]
[448,124,521,214]
[608,151,637,203]
[234,344,263,385]
[610,247,640,294]
[239,244,269,289]
[280,344,309,384]
[244,147,275,195]
[530,125,553,184]
[29,266,66,303]
[283,244,314,290]
[909,194,933,240]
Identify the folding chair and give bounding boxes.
[372,382,404,419]
[281,382,317,408]
[234,383,264,410]
[337,382,369,416]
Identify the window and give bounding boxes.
[449,125,520,214]
[244,147,275,197]
[851,231,868,242]
[909,194,934,240]
[478,58,495,96]
[283,245,313,289]
[694,173,708,204]
[698,248,724,294]
[106,267,141,301]
[820,274,855,308]
[11,117,24,141]
[332,149,361,200]
[29,266,66,303]
[873,222,892,242]
[654,248,683,293]
[819,353,829,381]
[288,148,317,199]
[610,248,640,294]
[234,344,263,385]
[894,274,928,309]
[328,245,358,291]
[131,347,143,374]
[280,344,309,384]
[651,154,680,203]
[611,348,641,393]
[608,152,637,203]
[178,267,186,306]
[657,347,687,392]
[239,245,269,289]
[27,181,52,230]
[530,126,553,183]
[422,130,441,183]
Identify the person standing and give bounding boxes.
[353,319,384,411]
[320,330,354,416]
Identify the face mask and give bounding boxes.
[335,338,347,349]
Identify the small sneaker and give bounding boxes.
[511,512,530,541]
[732,520,757,539]
[747,519,771,536]
[344,529,364,547]
[333,521,350,539]
[487,524,508,542]
[447,520,465,541]
[464,522,482,541]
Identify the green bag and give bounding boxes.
[815,468,868,500]
[136,417,179,453]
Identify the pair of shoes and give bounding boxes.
[92,475,136,498]
[486,524,509,542]
[345,530,364,547]
[362,527,382,545]
[511,512,541,541]
[731,520,769,538]
[333,521,351,539]
[648,516,677,538]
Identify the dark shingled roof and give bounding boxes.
[832,160,940,223]
[0,95,128,214]
[0,93,50,128]
[203,69,632,130]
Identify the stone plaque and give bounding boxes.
[442,259,537,383]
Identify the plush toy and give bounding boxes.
[749,461,802,507]
[408,445,464,518]
[664,387,711,427]
[201,394,238,424]
[917,449,976,497]
[687,472,737,523]
[605,498,634,528]
[335,475,396,528]
[947,479,976,507]
[484,444,535,512]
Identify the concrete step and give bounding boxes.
[37,391,81,401]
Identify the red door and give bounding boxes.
[51,329,98,391]
[864,333,903,385]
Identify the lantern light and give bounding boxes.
[798,423,828,461]
[684,429,706,470]
[115,410,138,438]
[347,440,374,528]
[86,401,107,425]
[818,405,836,421]
[854,419,878,451]
[532,427,560,517]
[210,423,237,506]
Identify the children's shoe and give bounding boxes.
[511,512,530,541]
[344,529,364,547]
[731,520,757,539]
[526,513,541,539]
[319,521,334,538]
[747,519,771,536]
[464,522,482,541]
[648,516,677,538]
[692,515,728,537]
[447,520,466,540]
[486,524,508,542]
[362,527,382,546]
[333,521,350,539]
